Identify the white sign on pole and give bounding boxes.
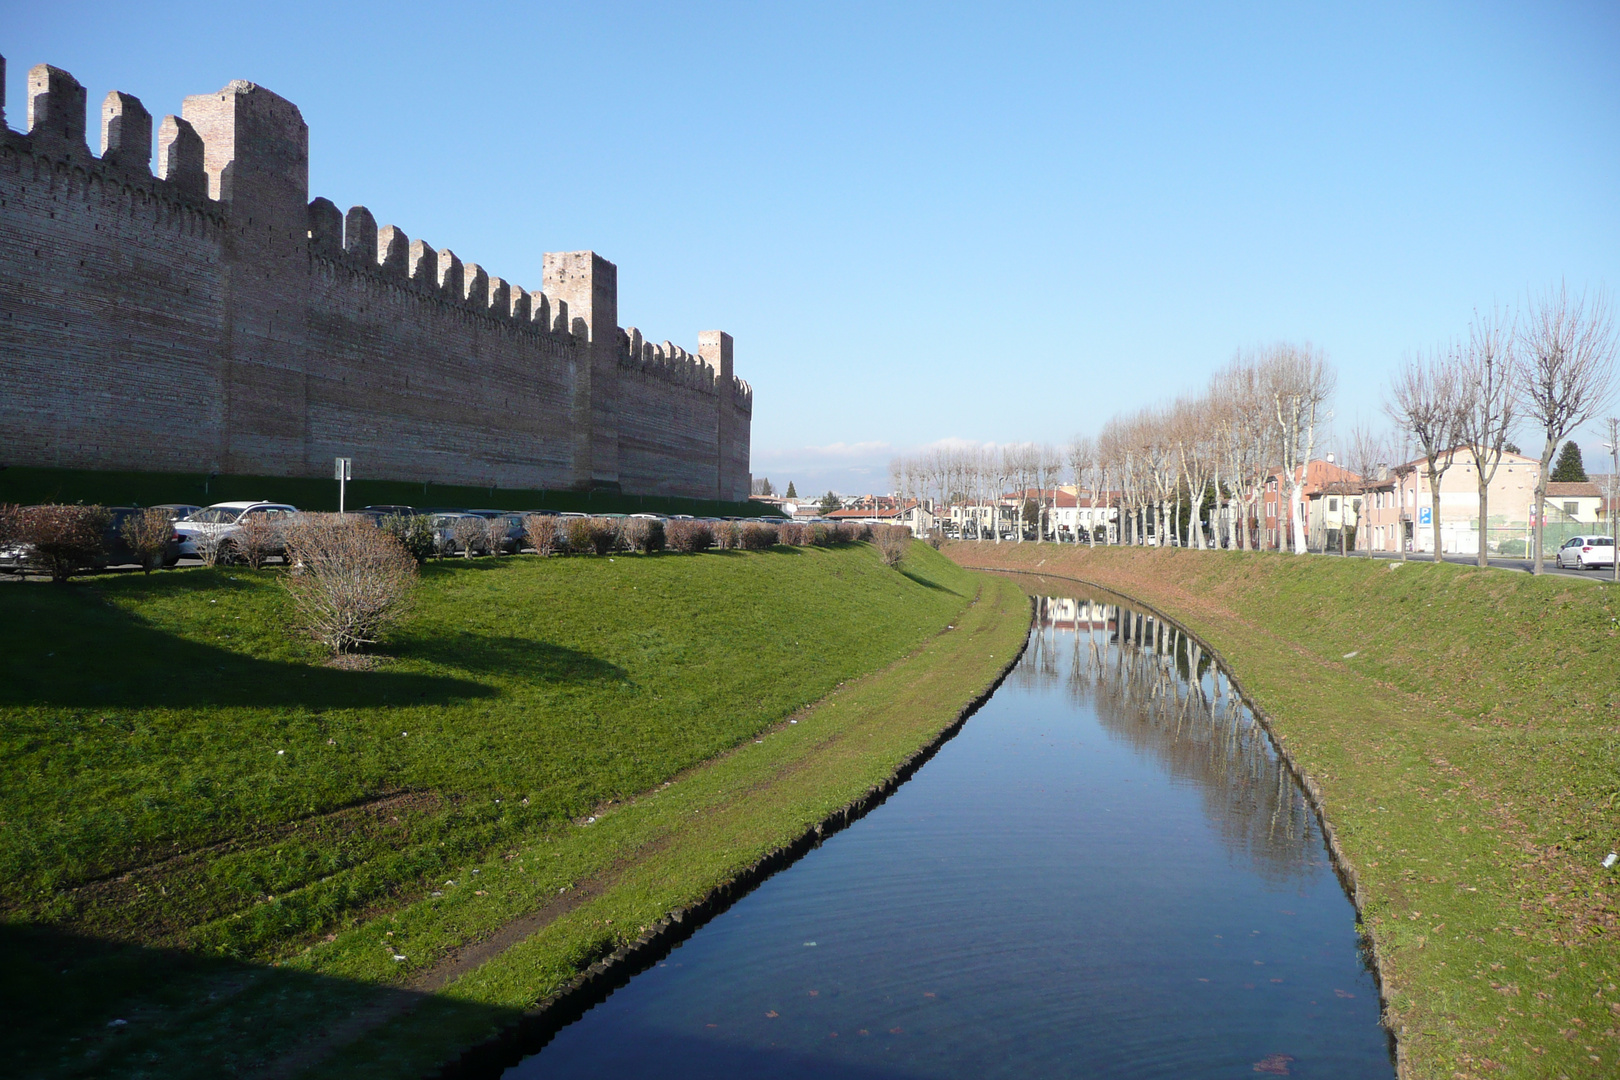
[335,457,352,513]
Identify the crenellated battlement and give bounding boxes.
[0,52,753,501]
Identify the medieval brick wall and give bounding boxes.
[0,57,753,501]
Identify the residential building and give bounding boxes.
[1262,460,1362,550]
[1358,448,1540,555]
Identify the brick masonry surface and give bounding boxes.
[0,57,752,500]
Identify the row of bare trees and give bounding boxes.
[1384,283,1617,573]
[889,343,1337,551]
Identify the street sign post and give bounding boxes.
[334,457,352,513]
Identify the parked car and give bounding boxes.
[152,503,203,522]
[173,501,298,561]
[364,504,418,516]
[1554,535,1616,570]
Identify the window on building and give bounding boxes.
[1564,501,1579,517]
[1328,498,1338,512]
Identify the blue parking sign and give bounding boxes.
[1418,506,1432,525]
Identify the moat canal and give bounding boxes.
[507,587,1394,1079]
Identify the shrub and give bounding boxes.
[583,517,619,555]
[711,520,740,550]
[193,528,226,567]
[523,514,560,557]
[835,521,870,544]
[809,523,835,547]
[19,504,109,583]
[449,516,486,558]
[232,513,283,569]
[565,516,594,555]
[925,527,945,551]
[282,517,418,654]
[874,524,908,568]
[381,514,437,564]
[120,507,173,573]
[484,516,511,556]
[740,522,778,551]
[666,519,714,553]
[623,517,665,554]
[777,522,809,547]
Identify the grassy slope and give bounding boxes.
[946,542,1620,1080]
[1,543,1026,1077]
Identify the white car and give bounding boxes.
[1554,535,1616,570]
[174,501,299,559]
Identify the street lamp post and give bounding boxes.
[1603,419,1619,584]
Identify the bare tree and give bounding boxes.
[1386,347,1464,563]
[1455,308,1521,567]
[1517,283,1617,573]
[1343,424,1390,555]
[1265,344,1336,554]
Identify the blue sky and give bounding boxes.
[8,2,1619,494]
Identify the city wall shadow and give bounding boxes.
[0,921,520,1080]
[0,579,492,711]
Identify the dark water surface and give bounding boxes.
[507,589,1393,1079]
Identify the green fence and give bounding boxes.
[0,466,771,519]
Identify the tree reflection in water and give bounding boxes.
[1023,595,1320,884]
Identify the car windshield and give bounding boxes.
[191,507,244,524]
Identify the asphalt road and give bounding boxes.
[1345,549,1616,581]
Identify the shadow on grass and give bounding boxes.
[399,631,628,682]
[899,566,963,595]
[0,582,492,711]
[0,922,521,1080]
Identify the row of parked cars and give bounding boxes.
[1,500,800,572]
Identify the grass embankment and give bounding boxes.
[1,542,1029,1079]
[946,541,1620,1080]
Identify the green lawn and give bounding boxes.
[948,542,1620,1080]
[1,542,1024,1077]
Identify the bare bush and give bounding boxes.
[711,520,740,550]
[623,517,665,553]
[523,514,560,557]
[565,516,594,554]
[582,517,619,555]
[777,522,809,546]
[740,522,778,550]
[873,524,908,568]
[835,521,870,543]
[120,507,173,573]
[282,517,417,654]
[232,512,283,569]
[484,515,511,556]
[449,516,486,558]
[665,519,714,553]
[925,527,945,550]
[19,504,109,583]
[193,528,226,567]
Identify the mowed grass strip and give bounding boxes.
[947,542,1620,1080]
[1,542,992,1074]
[304,569,1031,1080]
